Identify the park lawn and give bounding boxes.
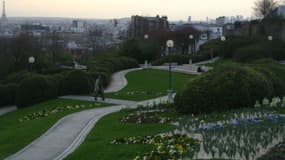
[0,99,108,159]
[65,111,176,160]
[106,69,195,101]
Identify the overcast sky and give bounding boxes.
[5,0,257,20]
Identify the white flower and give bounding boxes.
[254,101,261,108]
[262,98,270,106]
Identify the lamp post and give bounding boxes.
[166,40,174,100]
[28,56,35,71]
[189,34,194,54]
[220,36,226,62]
[144,34,149,40]
[144,34,149,69]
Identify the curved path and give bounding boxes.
[5,68,170,160]
[0,106,17,117]
[105,68,143,93]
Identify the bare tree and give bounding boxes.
[254,0,279,18]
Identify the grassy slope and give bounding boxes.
[0,99,107,159]
[66,111,175,160]
[106,69,195,101]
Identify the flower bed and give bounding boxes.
[121,109,172,124]
[18,103,102,122]
[172,102,285,160]
[111,133,200,160]
[258,141,285,160]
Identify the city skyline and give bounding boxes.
[4,0,258,21]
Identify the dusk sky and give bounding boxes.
[6,0,257,20]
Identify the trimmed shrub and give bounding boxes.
[250,59,285,96]
[233,43,271,62]
[0,83,18,107]
[174,64,274,114]
[61,70,92,95]
[2,71,36,84]
[151,55,191,66]
[15,76,57,108]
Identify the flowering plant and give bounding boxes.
[18,103,101,122]
[111,133,200,160]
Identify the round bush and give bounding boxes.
[61,70,92,95]
[15,76,57,108]
[0,83,18,107]
[233,44,271,62]
[174,64,274,114]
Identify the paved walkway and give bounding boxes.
[105,68,143,93]
[152,58,219,75]
[6,65,195,160]
[0,106,17,117]
[6,96,169,160]
[60,95,137,107]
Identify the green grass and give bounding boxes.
[0,99,108,159]
[106,69,195,101]
[65,111,176,160]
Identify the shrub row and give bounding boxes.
[151,51,212,66]
[174,61,283,114]
[0,84,18,107]
[1,56,139,108]
[233,41,285,62]
[15,76,58,107]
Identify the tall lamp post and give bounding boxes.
[28,56,35,71]
[144,34,149,69]
[166,40,174,100]
[220,36,226,62]
[144,34,149,40]
[189,34,194,54]
[268,35,273,41]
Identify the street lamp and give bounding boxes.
[189,34,195,54]
[166,40,174,100]
[144,34,149,69]
[218,36,226,63]
[221,36,226,42]
[28,56,35,71]
[268,35,273,41]
[144,34,149,40]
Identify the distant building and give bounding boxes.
[277,5,285,18]
[129,15,169,38]
[216,16,226,25]
[71,20,88,33]
[188,16,192,23]
[190,23,223,40]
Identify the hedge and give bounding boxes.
[233,41,285,62]
[15,76,58,108]
[1,55,139,108]
[0,83,18,107]
[174,64,275,114]
[151,52,212,66]
[61,70,93,95]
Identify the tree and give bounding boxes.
[254,0,279,19]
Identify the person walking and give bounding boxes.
[94,75,105,101]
